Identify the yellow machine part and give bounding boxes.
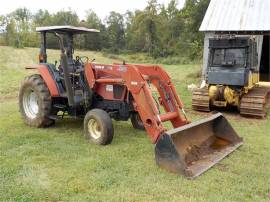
[209,85,240,107]
[258,81,270,87]
[223,86,240,106]
[248,72,259,89]
[208,72,264,108]
[208,85,219,101]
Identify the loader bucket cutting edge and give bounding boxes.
[155,113,243,178]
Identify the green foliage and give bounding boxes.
[106,11,125,52]
[2,8,32,48]
[0,0,210,60]
[181,0,210,51]
[79,10,109,51]
[53,10,79,26]
[5,19,16,46]
[33,9,52,26]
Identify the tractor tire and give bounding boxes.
[19,74,55,128]
[84,109,114,145]
[131,113,145,130]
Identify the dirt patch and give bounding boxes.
[186,108,266,122]
[0,95,17,103]
[184,136,231,165]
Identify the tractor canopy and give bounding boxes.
[36,25,100,63]
[36,25,100,34]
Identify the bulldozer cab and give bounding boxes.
[207,37,258,87]
[207,35,270,86]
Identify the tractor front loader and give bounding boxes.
[19,26,243,178]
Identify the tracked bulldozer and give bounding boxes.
[193,36,270,118]
[19,26,243,178]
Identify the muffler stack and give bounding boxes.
[155,113,243,178]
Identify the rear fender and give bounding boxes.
[25,64,59,96]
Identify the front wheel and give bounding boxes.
[131,113,145,130]
[84,109,114,145]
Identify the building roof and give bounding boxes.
[200,0,270,32]
[36,26,100,34]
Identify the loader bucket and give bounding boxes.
[155,113,243,178]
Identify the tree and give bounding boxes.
[159,0,184,56]
[124,10,135,50]
[180,0,210,59]
[127,0,162,57]
[0,0,211,60]
[81,10,107,50]
[33,10,52,26]
[6,19,16,46]
[4,8,33,47]
[52,10,79,26]
[0,15,6,32]
[106,11,125,52]
[140,0,161,56]
[0,16,8,45]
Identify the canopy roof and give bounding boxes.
[36,26,100,34]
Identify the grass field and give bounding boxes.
[0,46,269,202]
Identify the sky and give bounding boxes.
[0,0,185,20]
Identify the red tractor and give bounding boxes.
[19,26,243,178]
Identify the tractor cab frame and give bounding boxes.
[37,26,99,64]
[35,26,100,110]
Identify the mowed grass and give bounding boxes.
[0,46,269,201]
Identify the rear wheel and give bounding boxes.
[19,74,54,127]
[84,109,114,145]
[131,113,145,130]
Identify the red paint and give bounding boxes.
[27,62,188,144]
[96,84,114,100]
[84,62,188,143]
[96,78,124,84]
[84,63,95,88]
[25,64,59,96]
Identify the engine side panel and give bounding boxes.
[208,67,249,86]
[94,83,127,101]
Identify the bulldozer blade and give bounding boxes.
[155,112,243,178]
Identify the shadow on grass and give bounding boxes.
[48,117,147,145]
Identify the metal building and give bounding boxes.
[200,0,270,81]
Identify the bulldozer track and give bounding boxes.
[240,87,270,118]
[192,88,210,112]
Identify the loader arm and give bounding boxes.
[85,63,188,143]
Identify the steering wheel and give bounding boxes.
[75,56,89,65]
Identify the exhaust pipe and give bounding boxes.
[155,113,243,178]
[60,53,75,106]
[55,33,75,107]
